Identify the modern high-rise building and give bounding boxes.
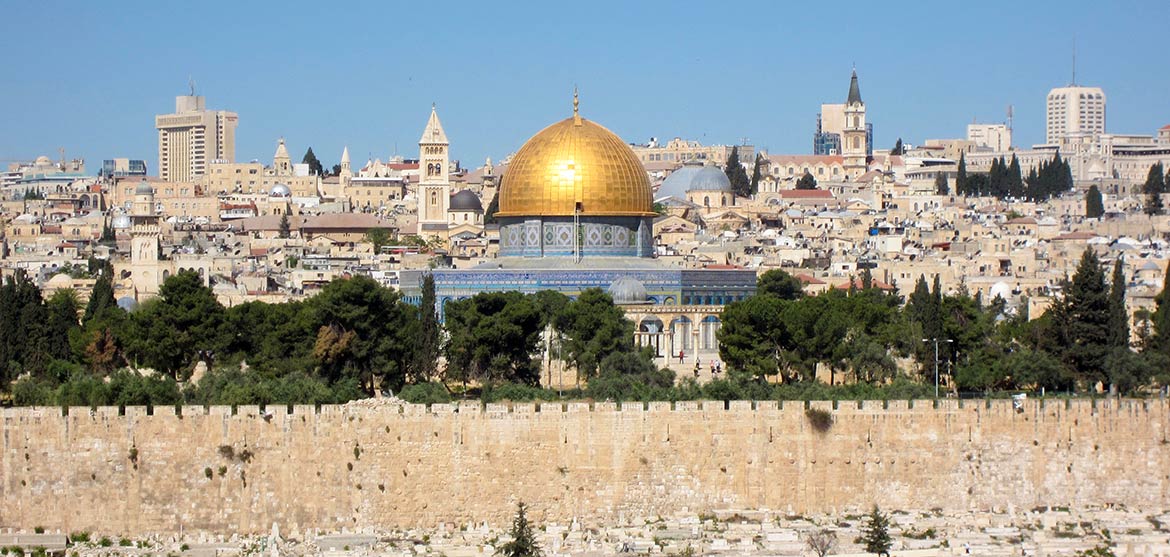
[967,123,1012,151]
[1045,86,1105,144]
[155,94,238,182]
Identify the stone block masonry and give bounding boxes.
[1,399,1167,536]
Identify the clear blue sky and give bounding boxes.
[3,0,1168,172]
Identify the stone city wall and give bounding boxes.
[1,399,1167,536]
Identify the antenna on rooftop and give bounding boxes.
[1006,105,1014,133]
[188,76,197,96]
[1071,36,1077,86]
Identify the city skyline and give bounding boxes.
[3,0,1168,170]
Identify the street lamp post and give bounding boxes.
[922,337,954,398]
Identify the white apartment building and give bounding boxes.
[1046,86,1105,144]
[156,95,238,183]
[967,123,1012,151]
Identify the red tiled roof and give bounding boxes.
[833,278,895,291]
[1053,231,1097,241]
[794,273,825,285]
[767,154,844,164]
[779,189,834,199]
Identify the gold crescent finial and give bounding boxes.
[572,86,581,125]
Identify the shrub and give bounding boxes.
[398,382,452,405]
[204,467,213,479]
[217,445,234,459]
[806,408,833,433]
[68,532,90,543]
[33,527,44,534]
[119,539,132,547]
[99,537,112,548]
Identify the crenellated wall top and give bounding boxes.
[1,398,1165,421]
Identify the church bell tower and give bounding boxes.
[842,69,868,179]
[418,104,450,239]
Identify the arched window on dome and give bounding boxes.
[430,191,438,206]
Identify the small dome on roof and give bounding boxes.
[270,184,292,197]
[450,189,483,212]
[608,276,648,304]
[34,155,53,165]
[657,161,733,198]
[135,181,153,195]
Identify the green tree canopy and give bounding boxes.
[796,172,817,190]
[757,269,804,300]
[125,271,229,379]
[444,291,543,386]
[309,275,418,393]
[555,288,636,381]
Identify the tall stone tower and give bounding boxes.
[418,104,450,239]
[274,137,292,176]
[842,69,868,179]
[339,145,352,194]
[129,181,161,297]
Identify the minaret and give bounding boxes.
[129,180,161,295]
[274,137,292,176]
[339,146,352,194]
[842,69,868,179]
[418,104,450,239]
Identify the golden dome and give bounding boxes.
[496,112,654,218]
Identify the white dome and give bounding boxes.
[989,281,1012,301]
[270,184,292,197]
[607,276,648,304]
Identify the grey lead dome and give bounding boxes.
[449,189,483,211]
[656,161,732,199]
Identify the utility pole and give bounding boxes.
[922,337,954,398]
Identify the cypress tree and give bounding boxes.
[302,147,324,176]
[1151,265,1170,357]
[956,153,968,195]
[890,138,904,156]
[934,172,949,195]
[1144,163,1165,216]
[1085,185,1105,219]
[46,289,81,362]
[724,147,752,198]
[485,191,500,224]
[1059,248,1111,386]
[83,261,116,325]
[749,153,763,196]
[1008,154,1024,198]
[860,505,893,557]
[1107,258,1129,349]
[411,274,441,383]
[278,214,291,239]
[497,502,542,557]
